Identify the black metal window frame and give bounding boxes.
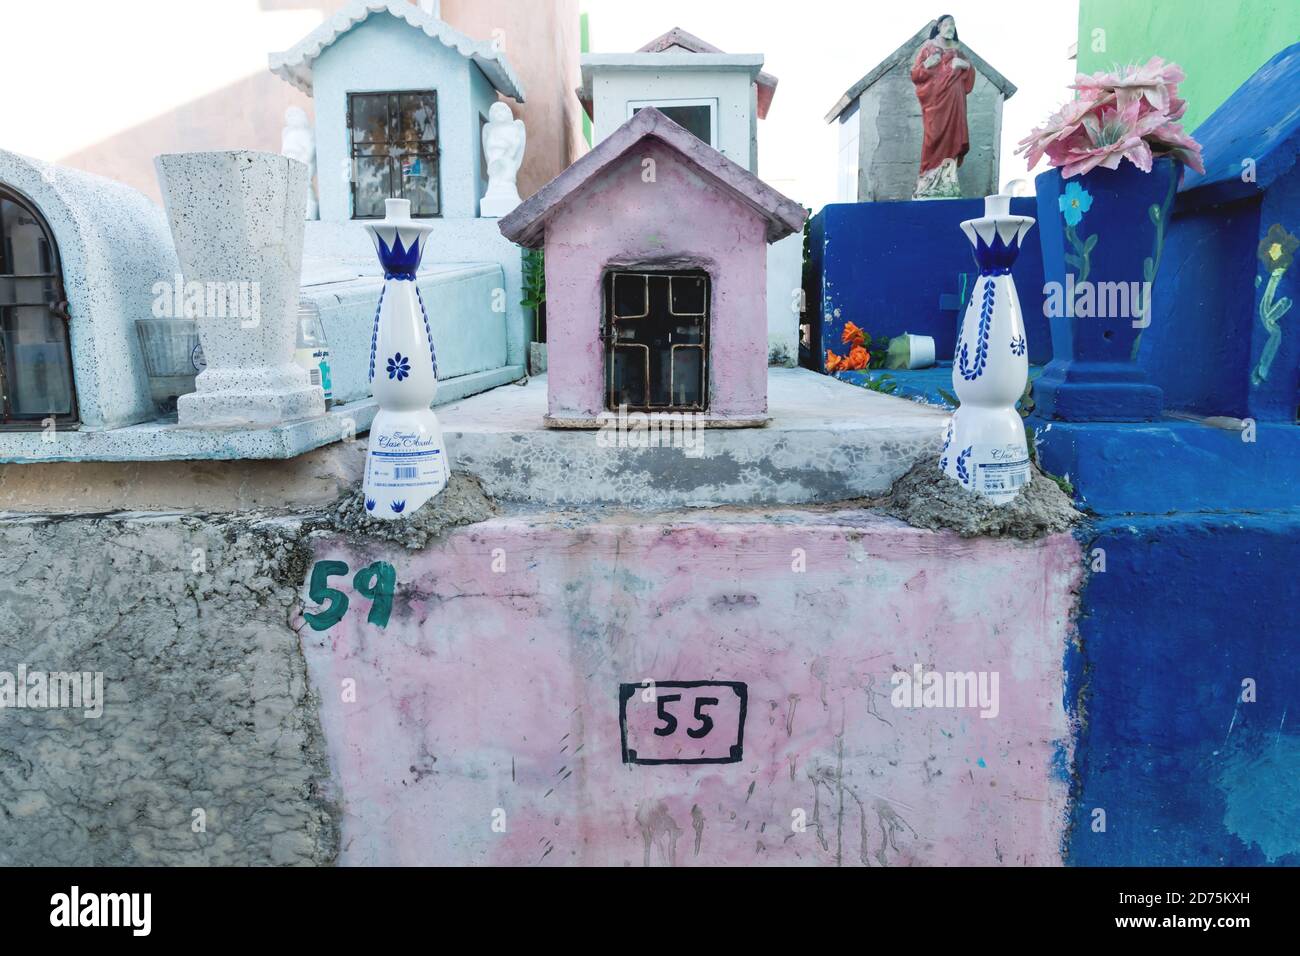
[603,269,710,413]
[0,183,77,430]
[347,89,442,220]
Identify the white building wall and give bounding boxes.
[312,12,479,221]
[591,69,758,172]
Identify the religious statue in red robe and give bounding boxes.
[910,14,975,199]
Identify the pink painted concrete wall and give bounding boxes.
[298,509,1081,866]
[544,140,770,422]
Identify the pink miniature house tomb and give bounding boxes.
[499,108,806,427]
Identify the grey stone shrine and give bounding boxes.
[827,20,1016,203]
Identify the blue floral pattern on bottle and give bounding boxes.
[365,497,376,511]
[955,446,973,487]
[958,279,995,381]
[390,500,406,514]
[415,286,438,379]
[368,285,386,383]
[939,422,953,472]
[1010,334,1026,356]
[387,353,411,381]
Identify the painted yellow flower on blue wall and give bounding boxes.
[1258,223,1298,274]
[1251,224,1296,386]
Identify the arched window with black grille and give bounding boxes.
[0,184,76,427]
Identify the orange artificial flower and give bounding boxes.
[825,349,843,373]
[842,346,870,370]
[841,322,866,348]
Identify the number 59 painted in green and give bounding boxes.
[303,560,396,631]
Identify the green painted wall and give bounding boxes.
[1077,0,1300,132]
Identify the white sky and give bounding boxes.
[0,0,1079,209]
[584,0,1081,208]
[0,0,322,158]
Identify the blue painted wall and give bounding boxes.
[1141,196,1260,416]
[469,60,496,218]
[1250,174,1300,421]
[1068,514,1300,865]
[807,199,1050,369]
[1139,42,1300,421]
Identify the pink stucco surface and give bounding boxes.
[299,508,1081,866]
[544,140,771,421]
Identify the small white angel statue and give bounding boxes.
[480,102,526,218]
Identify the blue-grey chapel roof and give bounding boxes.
[269,0,525,101]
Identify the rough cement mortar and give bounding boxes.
[0,472,498,865]
[326,472,498,550]
[876,461,1082,539]
[0,512,339,865]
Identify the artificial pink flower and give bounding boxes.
[1020,56,1204,178]
[1144,118,1206,173]
[1073,57,1186,113]
[1016,93,1104,168]
[1059,101,1155,178]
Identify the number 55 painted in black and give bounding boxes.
[619,681,748,765]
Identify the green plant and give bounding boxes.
[861,374,899,395]
[521,248,546,341]
[866,333,890,370]
[1046,472,1074,497]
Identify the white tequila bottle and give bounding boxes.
[941,194,1036,505]
[361,198,449,519]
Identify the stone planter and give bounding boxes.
[529,341,547,376]
[156,150,324,427]
[1032,156,1179,421]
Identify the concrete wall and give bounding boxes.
[1076,0,1300,134]
[591,69,758,172]
[0,151,177,431]
[0,512,337,865]
[0,485,1082,866]
[808,198,1049,369]
[766,232,803,366]
[1068,513,1300,865]
[851,62,1003,202]
[301,510,1080,865]
[543,140,769,422]
[1142,195,1262,417]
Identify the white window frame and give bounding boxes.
[627,97,719,149]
